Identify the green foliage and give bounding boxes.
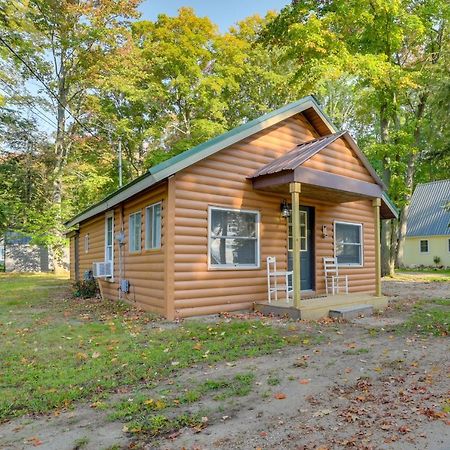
[402,298,450,336]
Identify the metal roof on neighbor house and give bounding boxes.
[406,179,450,237]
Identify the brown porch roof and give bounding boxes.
[251,131,385,189]
[249,131,397,219]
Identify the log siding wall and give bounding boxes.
[75,182,167,316]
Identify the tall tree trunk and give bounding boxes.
[379,100,395,276]
[395,93,428,268]
[51,51,69,273]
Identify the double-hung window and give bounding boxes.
[334,221,363,266]
[129,212,142,252]
[105,213,114,278]
[209,206,260,269]
[419,239,429,253]
[145,202,161,250]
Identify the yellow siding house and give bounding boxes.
[403,180,450,267]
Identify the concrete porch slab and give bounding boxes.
[254,293,388,320]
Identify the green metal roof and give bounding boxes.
[149,96,329,175]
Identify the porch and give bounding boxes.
[254,292,389,320]
[249,131,397,317]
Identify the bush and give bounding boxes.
[73,279,99,299]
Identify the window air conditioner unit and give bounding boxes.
[92,261,112,278]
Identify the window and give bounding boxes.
[129,211,142,252]
[334,221,363,266]
[105,213,114,278]
[145,203,161,250]
[209,206,259,268]
[288,210,308,252]
[84,234,89,253]
[448,238,450,253]
[420,239,429,253]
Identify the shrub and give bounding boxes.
[73,279,99,299]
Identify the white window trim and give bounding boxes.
[145,202,162,250]
[129,211,142,253]
[419,239,429,254]
[84,234,89,254]
[334,221,364,267]
[104,211,114,281]
[207,205,260,270]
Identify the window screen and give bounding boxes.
[129,212,142,252]
[335,222,363,265]
[145,203,161,250]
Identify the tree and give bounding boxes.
[262,0,449,274]
[0,0,141,268]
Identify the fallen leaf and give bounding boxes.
[91,351,100,359]
[299,379,310,384]
[274,393,287,400]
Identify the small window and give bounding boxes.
[420,239,429,253]
[145,203,162,250]
[84,234,89,253]
[448,238,450,253]
[335,222,363,266]
[209,206,260,269]
[129,212,142,253]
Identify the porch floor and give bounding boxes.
[254,293,388,320]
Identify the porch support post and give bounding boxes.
[290,182,302,309]
[373,198,382,297]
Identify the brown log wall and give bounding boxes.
[76,183,167,316]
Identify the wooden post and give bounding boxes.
[290,182,302,309]
[373,198,382,297]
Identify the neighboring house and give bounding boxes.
[0,232,50,272]
[403,179,450,268]
[66,96,397,320]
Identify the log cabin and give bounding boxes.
[66,96,398,320]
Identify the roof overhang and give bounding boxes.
[65,96,335,228]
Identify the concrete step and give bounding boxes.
[254,302,301,320]
[329,304,373,320]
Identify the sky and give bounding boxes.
[139,0,289,31]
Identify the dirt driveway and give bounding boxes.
[0,279,449,450]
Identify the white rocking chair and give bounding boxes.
[323,257,348,295]
[267,256,293,303]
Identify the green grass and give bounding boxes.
[390,269,450,283]
[110,372,255,436]
[343,348,370,355]
[402,298,450,336]
[0,274,297,422]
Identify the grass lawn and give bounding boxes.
[386,268,450,282]
[0,273,311,426]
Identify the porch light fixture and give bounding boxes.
[322,225,328,239]
[280,200,291,218]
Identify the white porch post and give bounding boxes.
[373,198,382,297]
[290,182,302,309]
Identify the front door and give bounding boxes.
[288,206,314,291]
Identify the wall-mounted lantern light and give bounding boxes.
[280,200,291,218]
[322,225,328,239]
